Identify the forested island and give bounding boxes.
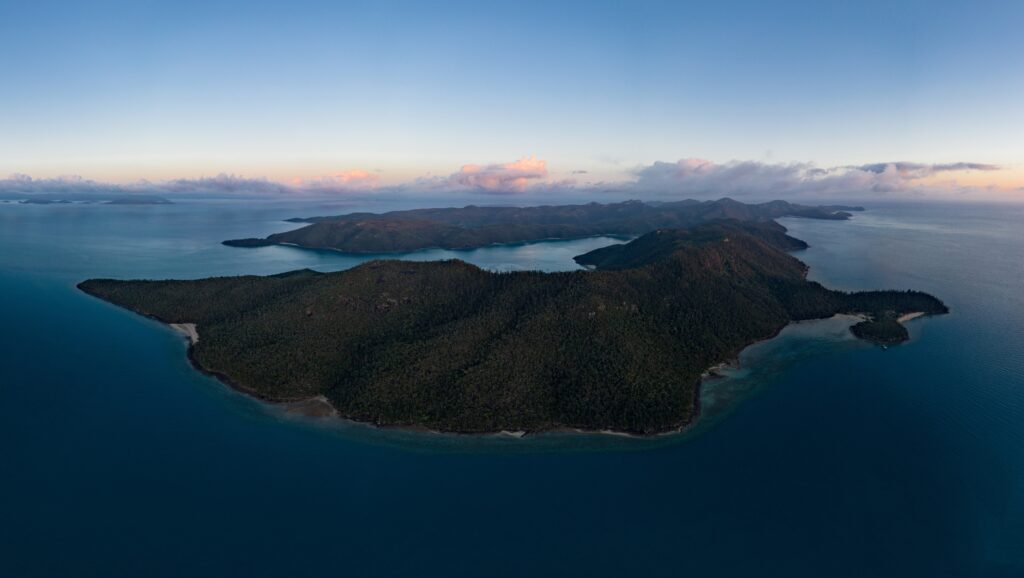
[81,218,946,435]
[223,198,863,253]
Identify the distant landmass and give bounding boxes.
[223,198,864,253]
[19,198,73,205]
[81,217,945,435]
[5,194,173,205]
[104,196,173,205]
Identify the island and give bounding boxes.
[19,198,72,205]
[223,198,863,254]
[103,195,173,205]
[7,194,172,205]
[80,218,947,435]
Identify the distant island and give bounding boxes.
[19,198,73,205]
[6,194,173,205]
[104,195,173,205]
[81,213,946,435]
[223,198,864,254]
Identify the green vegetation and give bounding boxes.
[81,220,945,435]
[851,315,908,343]
[573,220,808,269]
[224,198,862,253]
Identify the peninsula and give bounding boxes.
[223,198,863,254]
[80,218,946,435]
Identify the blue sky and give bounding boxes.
[1,0,1021,198]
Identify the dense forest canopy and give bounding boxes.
[81,219,946,435]
[223,198,864,254]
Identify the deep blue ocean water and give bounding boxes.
[1,200,1022,577]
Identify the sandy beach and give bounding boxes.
[898,311,926,323]
[170,323,199,344]
[282,395,338,418]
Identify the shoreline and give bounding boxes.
[159,314,708,438]
[157,312,801,440]
[246,232,635,259]
[898,311,926,323]
[170,323,198,344]
[107,302,872,440]
[83,287,933,440]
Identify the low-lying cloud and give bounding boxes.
[156,174,293,195]
[1,157,1009,200]
[446,156,548,193]
[626,158,1005,198]
[0,171,379,198]
[290,170,380,191]
[852,162,1000,177]
[0,173,121,195]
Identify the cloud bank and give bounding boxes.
[0,171,377,198]
[0,173,121,195]
[853,162,1000,176]
[291,170,380,191]
[625,158,1005,198]
[1,157,1010,200]
[447,156,548,193]
[156,174,293,195]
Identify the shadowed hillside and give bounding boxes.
[82,221,944,435]
[224,198,862,253]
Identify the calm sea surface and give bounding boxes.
[1,200,1022,577]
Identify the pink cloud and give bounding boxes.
[5,158,1011,200]
[292,169,380,191]
[628,158,1006,197]
[448,156,548,192]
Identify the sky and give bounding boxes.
[1,0,1022,200]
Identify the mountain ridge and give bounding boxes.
[82,219,945,435]
[224,198,863,254]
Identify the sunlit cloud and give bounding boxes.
[447,156,548,193]
[0,173,117,194]
[624,159,1009,198]
[290,169,380,191]
[2,158,1017,200]
[157,174,292,195]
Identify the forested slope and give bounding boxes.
[82,221,945,434]
[223,198,862,253]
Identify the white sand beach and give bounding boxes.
[898,311,926,323]
[170,323,199,344]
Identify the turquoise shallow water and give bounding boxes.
[1,200,1022,577]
